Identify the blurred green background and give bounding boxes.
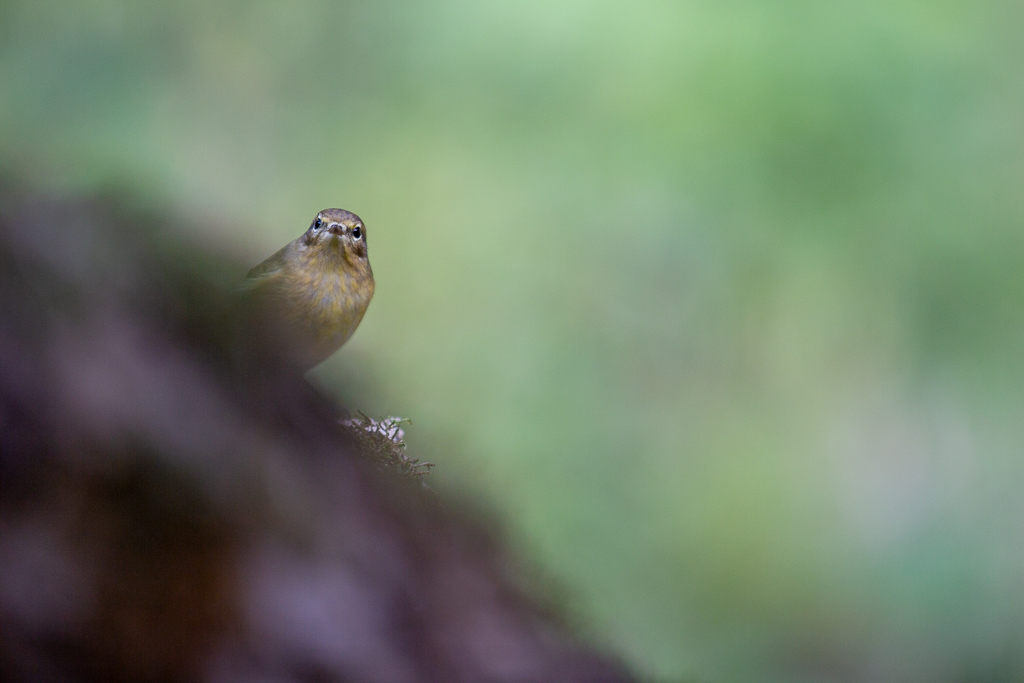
[3,1,1024,680]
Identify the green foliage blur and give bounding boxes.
[3,2,1024,680]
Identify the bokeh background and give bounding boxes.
[3,2,1024,681]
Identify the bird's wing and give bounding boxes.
[240,244,289,293]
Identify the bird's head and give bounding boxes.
[302,208,369,264]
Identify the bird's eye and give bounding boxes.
[352,226,362,240]
[314,217,322,229]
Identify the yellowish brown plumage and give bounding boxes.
[242,208,374,369]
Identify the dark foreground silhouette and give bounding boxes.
[0,184,635,683]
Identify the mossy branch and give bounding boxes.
[340,413,434,483]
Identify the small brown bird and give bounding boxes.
[242,208,374,369]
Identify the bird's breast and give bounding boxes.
[280,262,373,359]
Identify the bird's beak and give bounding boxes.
[328,224,343,236]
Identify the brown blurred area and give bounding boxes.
[0,181,635,683]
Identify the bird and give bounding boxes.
[240,208,375,370]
